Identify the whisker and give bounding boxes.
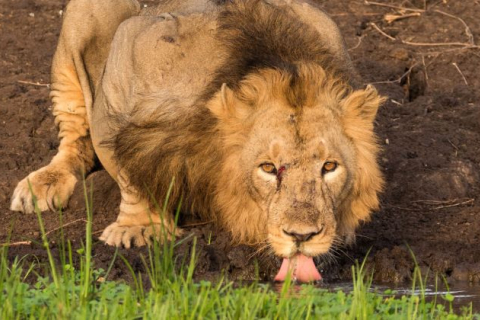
[315,251,338,267]
[332,246,355,263]
[248,242,270,260]
[353,233,374,240]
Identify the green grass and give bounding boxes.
[0,183,478,319]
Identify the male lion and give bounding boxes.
[11,0,384,281]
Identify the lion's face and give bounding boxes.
[210,66,383,258]
[242,94,356,257]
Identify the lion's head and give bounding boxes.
[209,63,384,258]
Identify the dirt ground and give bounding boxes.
[1,0,480,285]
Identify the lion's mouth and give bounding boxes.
[274,253,322,283]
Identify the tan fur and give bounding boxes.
[12,0,385,258]
[210,64,384,255]
[11,0,140,213]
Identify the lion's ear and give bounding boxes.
[209,83,250,121]
[338,85,385,243]
[341,85,385,125]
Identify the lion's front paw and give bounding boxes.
[10,166,78,214]
[99,222,184,248]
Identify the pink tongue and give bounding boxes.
[274,254,322,283]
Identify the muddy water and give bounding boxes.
[388,282,480,313]
[272,281,480,312]
[393,283,476,312]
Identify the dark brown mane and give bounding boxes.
[105,96,222,215]
[201,0,351,106]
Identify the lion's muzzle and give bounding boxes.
[268,204,336,258]
[282,226,323,243]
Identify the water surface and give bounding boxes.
[272,280,480,312]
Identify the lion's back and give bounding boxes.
[97,11,223,119]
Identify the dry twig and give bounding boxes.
[452,62,469,85]
[390,99,403,106]
[348,34,366,51]
[330,12,382,17]
[1,241,32,247]
[401,40,477,48]
[370,22,396,41]
[384,13,421,23]
[364,0,425,13]
[17,80,50,87]
[370,64,417,84]
[1,219,88,247]
[434,9,475,45]
[44,219,88,236]
[412,198,463,204]
[421,54,429,81]
[447,138,459,156]
[431,199,474,210]
[388,198,475,212]
[412,198,474,210]
[387,205,421,212]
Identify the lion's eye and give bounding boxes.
[260,163,277,174]
[322,161,337,174]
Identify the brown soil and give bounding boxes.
[1,0,480,285]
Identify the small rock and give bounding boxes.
[451,263,480,283]
[29,12,35,17]
[390,48,410,61]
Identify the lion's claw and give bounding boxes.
[99,222,183,248]
[10,166,77,213]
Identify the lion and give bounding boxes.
[11,0,384,280]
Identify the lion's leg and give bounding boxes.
[11,0,140,214]
[10,60,94,213]
[99,173,183,248]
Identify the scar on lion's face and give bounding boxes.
[238,94,355,258]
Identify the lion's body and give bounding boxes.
[11,0,384,257]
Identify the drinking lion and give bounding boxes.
[11,0,384,281]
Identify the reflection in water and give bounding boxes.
[271,281,480,312]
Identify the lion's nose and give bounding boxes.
[283,228,322,243]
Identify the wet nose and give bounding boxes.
[283,228,322,243]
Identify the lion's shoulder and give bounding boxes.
[100,11,222,116]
